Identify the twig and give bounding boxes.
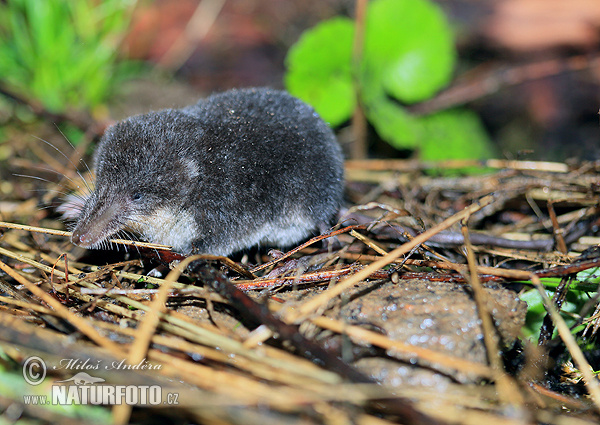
[345,158,570,173]
[285,195,495,322]
[0,83,97,132]
[0,221,172,250]
[249,224,367,274]
[407,54,600,115]
[190,263,443,425]
[235,265,367,290]
[531,275,600,414]
[350,0,368,159]
[114,255,205,425]
[350,229,388,255]
[309,315,493,379]
[547,201,568,253]
[157,0,226,70]
[0,259,128,358]
[460,220,524,407]
[193,263,371,382]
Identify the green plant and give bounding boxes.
[285,0,495,161]
[520,268,600,342]
[0,0,138,115]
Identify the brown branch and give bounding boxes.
[350,0,369,159]
[249,224,367,274]
[0,83,103,133]
[190,263,444,425]
[407,54,600,116]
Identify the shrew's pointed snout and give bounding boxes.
[69,198,125,249]
[71,225,98,248]
[71,228,87,246]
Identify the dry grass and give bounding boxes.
[0,130,599,424]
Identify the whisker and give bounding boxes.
[26,188,72,198]
[116,230,133,253]
[31,136,94,194]
[53,123,94,178]
[122,230,142,256]
[13,165,89,196]
[13,173,73,192]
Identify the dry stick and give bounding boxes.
[146,348,323,407]
[0,260,127,358]
[460,220,524,407]
[344,158,569,173]
[308,316,493,379]
[285,195,495,322]
[530,275,600,414]
[239,256,600,292]
[113,255,205,425]
[194,265,442,425]
[250,224,366,274]
[78,287,200,296]
[0,83,95,132]
[0,247,339,383]
[0,221,172,250]
[236,265,365,291]
[527,382,590,410]
[190,254,256,279]
[350,0,368,159]
[93,320,335,389]
[408,54,599,116]
[157,0,226,70]
[535,258,600,278]
[0,295,54,315]
[196,265,372,382]
[547,200,568,254]
[350,229,389,255]
[146,349,396,410]
[538,277,571,346]
[50,253,70,301]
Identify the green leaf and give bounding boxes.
[520,280,598,342]
[362,89,421,149]
[359,0,458,149]
[284,0,489,160]
[576,267,600,284]
[418,109,496,166]
[363,0,455,104]
[284,17,356,127]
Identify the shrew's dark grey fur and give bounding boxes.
[71,88,344,255]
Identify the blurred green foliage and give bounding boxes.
[0,356,112,423]
[285,0,495,161]
[0,0,138,115]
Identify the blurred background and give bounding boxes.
[1,0,600,162]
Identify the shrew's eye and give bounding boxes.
[132,192,144,202]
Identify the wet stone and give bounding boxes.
[330,279,527,386]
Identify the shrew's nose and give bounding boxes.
[71,229,86,246]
